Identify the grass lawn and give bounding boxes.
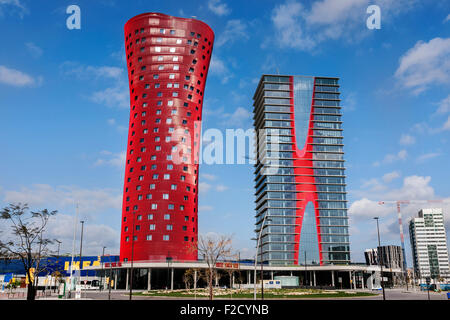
[133,288,378,299]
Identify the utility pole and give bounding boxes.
[374,217,385,300]
[79,220,85,298]
[100,246,106,291]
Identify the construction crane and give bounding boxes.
[378,199,449,286]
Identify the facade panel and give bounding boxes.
[119,13,214,262]
[253,74,350,266]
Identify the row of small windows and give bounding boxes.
[125,224,195,232]
[125,203,192,212]
[123,214,194,223]
[125,184,194,194]
[125,235,194,242]
[126,193,190,201]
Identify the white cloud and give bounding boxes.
[0,65,41,87]
[207,0,230,16]
[198,205,214,212]
[201,173,217,181]
[437,94,450,114]
[395,37,450,94]
[0,0,28,18]
[373,149,407,166]
[2,184,122,215]
[216,20,249,47]
[199,182,212,194]
[416,152,441,163]
[25,42,43,58]
[399,134,415,146]
[60,62,124,80]
[94,150,126,168]
[269,0,416,52]
[221,107,252,127]
[444,14,450,23]
[443,116,450,131]
[90,84,129,108]
[215,184,229,192]
[46,213,120,255]
[209,55,233,84]
[382,171,401,183]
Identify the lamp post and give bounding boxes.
[374,217,385,300]
[54,239,62,293]
[166,251,172,290]
[100,246,106,291]
[253,215,272,300]
[79,220,84,298]
[129,210,136,300]
[108,254,113,300]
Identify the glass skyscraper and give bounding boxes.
[253,75,350,266]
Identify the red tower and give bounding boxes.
[120,13,214,262]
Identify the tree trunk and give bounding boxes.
[209,269,213,300]
[27,284,35,301]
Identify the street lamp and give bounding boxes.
[253,215,272,300]
[374,217,386,300]
[54,239,62,293]
[79,220,85,297]
[100,246,106,291]
[129,210,136,300]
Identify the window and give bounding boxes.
[150,184,155,189]
[125,226,129,232]
[167,164,173,170]
[156,37,162,43]
[133,236,137,241]
[165,136,172,142]
[146,235,152,241]
[184,236,189,241]
[163,235,170,241]
[181,175,186,181]
[176,39,182,44]
[155,146,161,151]
[153,74,159,79]
[158,56,163,61]
[155,83,160,88]
[171,184,177,190]
[171,109,177,115]
[180,205,185,211]
[147,214,153,220]
[170,47,176,53]
[170,29,175,35]
[184,216,189,221]
[173,65,179,70]
[166,118,172,124]
[160,28,165,34]
[164,174,170,180]
[136,225,140,231]
[153,174,158,179]
[158,65,164,70]
[169,74,175,79]
[151,203,157,210]
[166,225,173,231]
[125,236,129,242]
[149,224,156,230]
[138,175,144,181]
[163,193,169,200]
[138,195,143,200]
[146,194,152,199]
[155,47,161,52]
[168,100,174,106]
[168,204,174,210]
[164,214,170,220]
[173,56,179,61]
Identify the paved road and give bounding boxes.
[2,288,448,300]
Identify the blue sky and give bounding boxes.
[0,0,449,265]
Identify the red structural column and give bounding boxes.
[119,13,214,262]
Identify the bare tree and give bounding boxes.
[183,269,194,290]
[0,203,57,301]
[191,234,233,300]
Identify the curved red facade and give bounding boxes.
[119,13,214,262]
